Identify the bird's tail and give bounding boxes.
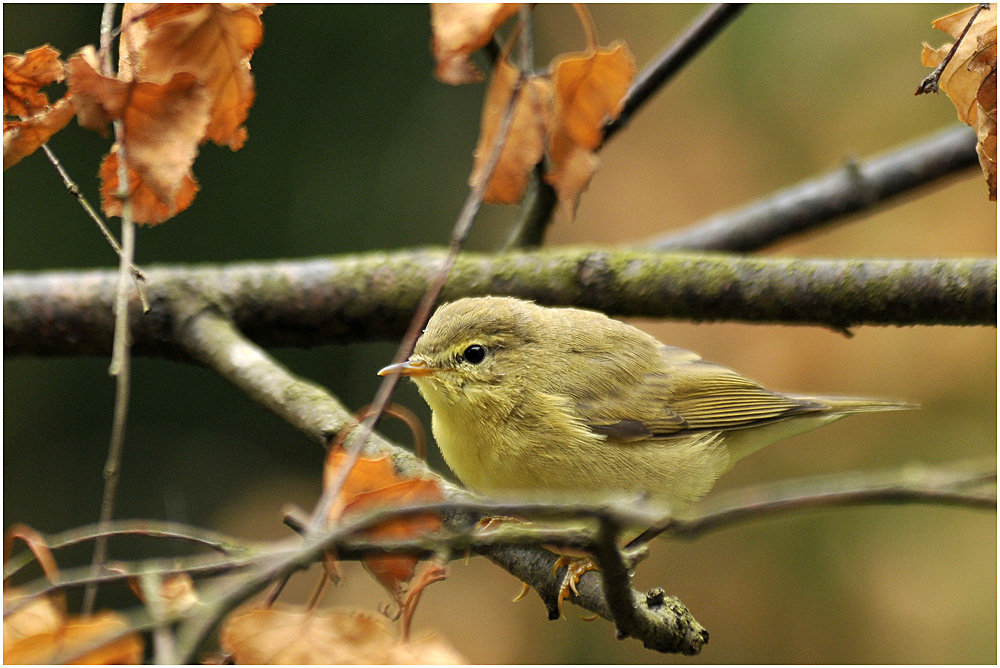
[792,395,919,413]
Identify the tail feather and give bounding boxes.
[791,395,918,413]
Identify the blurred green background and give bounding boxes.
[4,4,995,663]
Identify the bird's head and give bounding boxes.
[378,297,540,409]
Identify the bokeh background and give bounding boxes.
[4,4,996,663]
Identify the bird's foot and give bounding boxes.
[553,555,599,618]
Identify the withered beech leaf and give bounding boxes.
[323,447,445,599]
[127,573,200,618]
[220,606,464,665]
[921,4,997,199]
[347,479,445,601]
[545,41,636,215]
[66,46,128,136]
[2,95,74,171]
[550,42,636,150]
[2,602,143,665]
[120,3,265,149]
[100,150,200,225]
[3,45,64,117]
[71,46,210,223]
[469,59,553,204]
[431,3,521,84]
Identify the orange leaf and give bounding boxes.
[220,605,464,664]
[72,44,210,224]
[3,592,63,656]
[3,45,64,117]
[65,46,127,136]
[545,41,636,215]
[430,3,521,84]
[323,447,444,599]
[100,150,200,225]
[2,95,74,170]
[2,593,143,666]
[921,4,997,199]
[120,3,265,149]
[322,449,400,524]
[469,59,553,203]
[346,479,445,599]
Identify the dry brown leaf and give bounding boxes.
[469,59,552,203]
[2,95,75,170]
[347,479,445,600]
[2,45,74,170]
[323,448,445,600]
[545,41,636,215]
[3,592,63,656]
[65,46,126,136]
[921,4,997,199]
[69,47,210,224]
[127,572,200,617]
[2,600,143,665]
[430,3,521,84]
[120,3,265,149]
[3,45,64,117]
[220,606,464,665]
[100,150,200,225]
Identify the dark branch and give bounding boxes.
[644,125,980,251]
[915,3,992,95]
[604,3,749,141]
[515,4,749,244]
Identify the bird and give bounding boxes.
[379,296,913,510]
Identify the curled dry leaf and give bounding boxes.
[3,45,64,117]
[2,95,74,171]
[69,47,210,224]
[431,3,521,84]
[2,595,143,665]
[921,4,997,199]
[469,59,553,203]
[546,41,636,215]
[323,448,445,601]
[100,150,200,225]
[220,605,464,664]
[2,45,75,170]
[120,3,265,149]
[127,572,200,617]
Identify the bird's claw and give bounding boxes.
[553,555,599,617]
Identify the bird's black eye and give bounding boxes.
[462,344,486,364]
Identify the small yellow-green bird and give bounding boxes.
[380,296,913,509]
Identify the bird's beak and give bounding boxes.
[378,358,438,377]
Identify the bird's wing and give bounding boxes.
[579,346,822,440]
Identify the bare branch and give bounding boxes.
[604,3,749,141]
[645,125,980,252]
[4,251,995,359]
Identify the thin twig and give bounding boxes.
[3,520,259,581]
[631,464,996,545]
[518,3,749,239]
[915,3,992,95]
[643,125,979,252]
[39,144,149,296]
[84,2,136,616]
[306,24,532,535]
[140,572,177,665]
[604,3,749,142]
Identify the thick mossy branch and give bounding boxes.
[4,250,995,358]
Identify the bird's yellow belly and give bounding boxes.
[432,407,732,509]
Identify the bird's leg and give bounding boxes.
[553,555,599,617]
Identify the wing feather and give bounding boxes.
[579,346,821,440]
